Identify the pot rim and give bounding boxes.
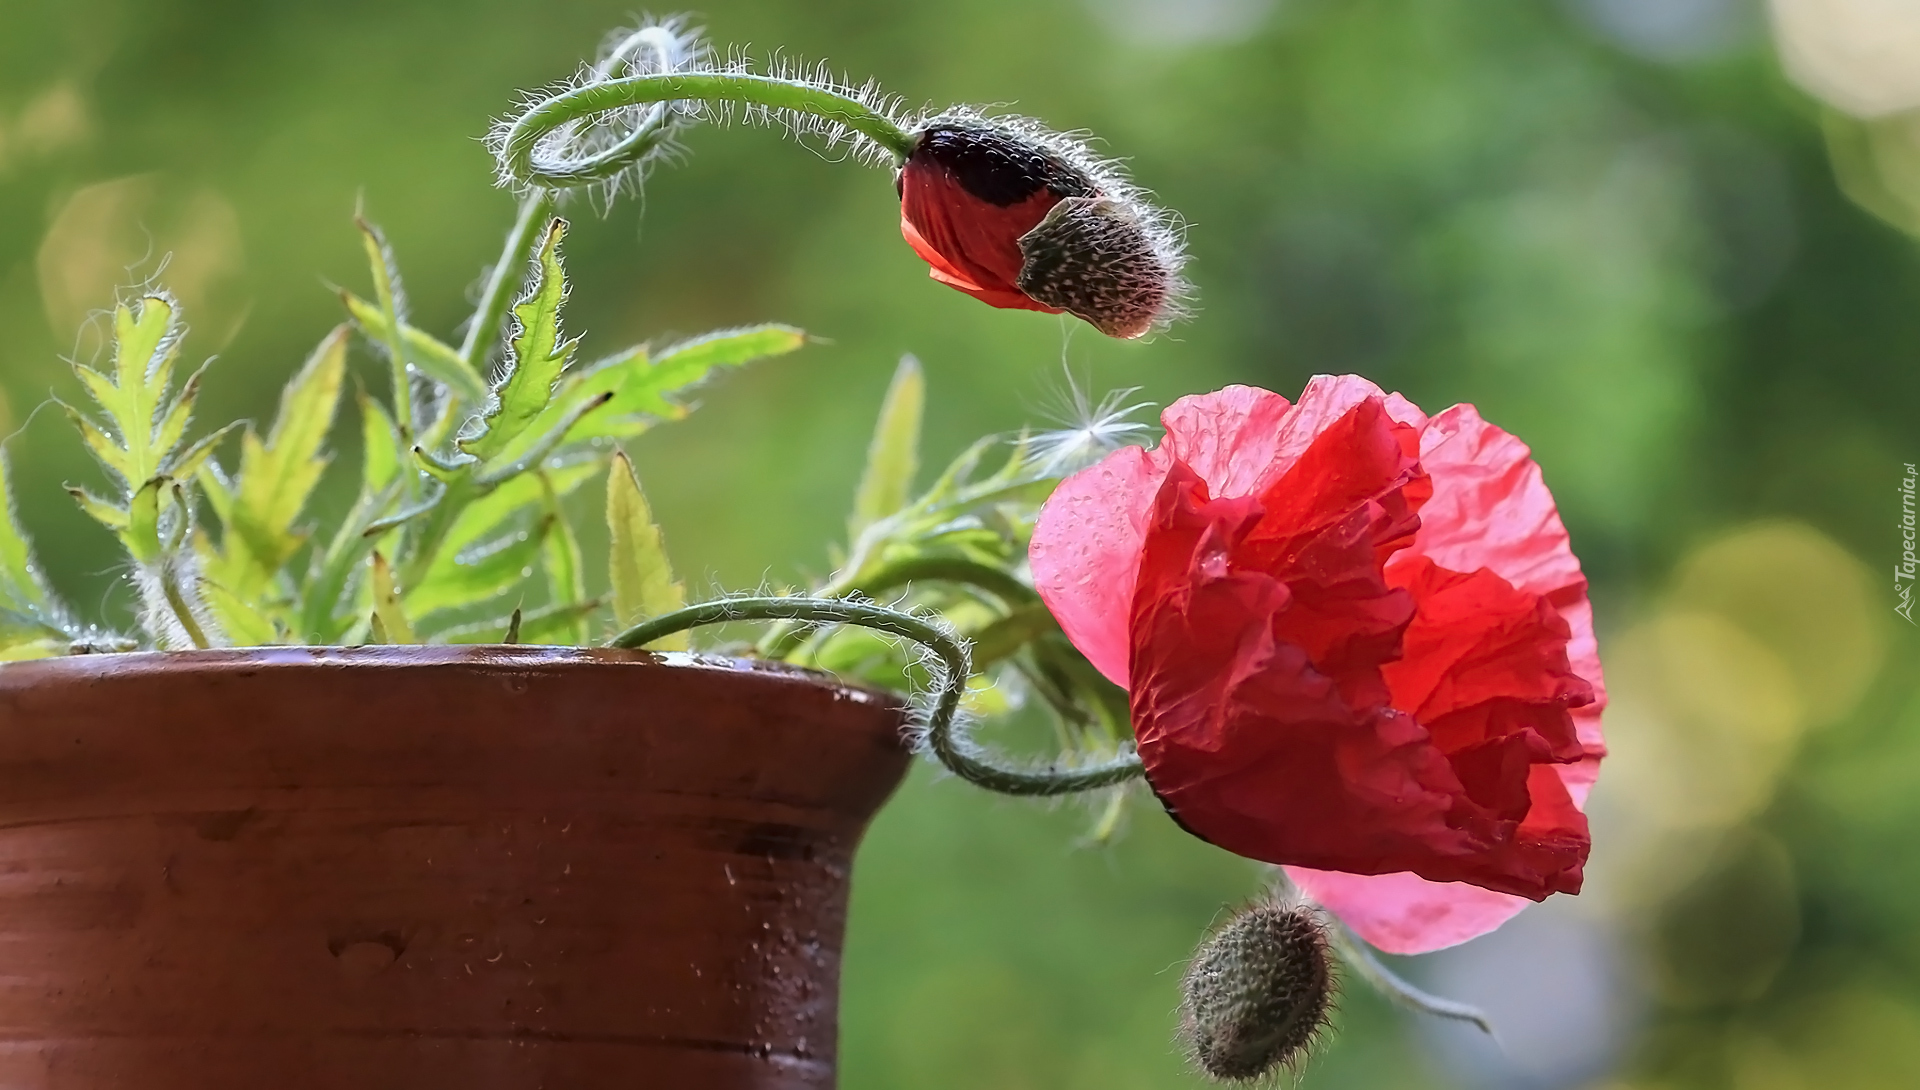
[0,645,901,708]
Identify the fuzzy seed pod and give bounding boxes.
[1180,899,1336,1082]
[896,111,1187,338]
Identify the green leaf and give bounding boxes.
[0,454,54,617]
[68,486,127,532]
[85,294,181,488]
[69,294,221,500]
[369,551,416,643]
[439,598,603,645]
[606,450,686,650]
[0,452,76,656]
[460,218,578,464]
[637,325,806,415]
[198,545,281,647]
[358,387,403,495]
[357,217,415,436]
[151,360,213,465]
[407,515,552,620]
[163,422,240,487]
[224,327,347,591]
[439,457,598,565]
[849,355,924,541]
[483,324,805,469]
[472,391,610,487]
[538,471,589,645]
[197,460,235,528]
[0,607,71,661]
[340,290,488,406]
[124,478,166,565]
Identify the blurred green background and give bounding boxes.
[3,0,1917,1086]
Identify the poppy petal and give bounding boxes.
[1031,445,1163,688]
[1284,867,1531,955]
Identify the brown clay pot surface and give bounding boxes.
[0,646,910,1089]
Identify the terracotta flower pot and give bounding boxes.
[0,646,910,1089]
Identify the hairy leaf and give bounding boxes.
[606,451,685,649]
[849,355,923,541]
[74,294,182,489]
[461,218,578,465]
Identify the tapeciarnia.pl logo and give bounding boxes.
[1899,462,1917,625]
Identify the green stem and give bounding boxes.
[457,191,554,379]
[1326,921,1496,1036]
[498,72,916,191]
[608,597,1142,797]
[159,569,212,650]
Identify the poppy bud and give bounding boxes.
[896,111,1185,338]
[1180,899,1336,1082]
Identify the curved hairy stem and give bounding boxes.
[498,72,916,190]
[608,596,1142,797]
[757,556,1040,659]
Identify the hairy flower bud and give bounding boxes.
[896,110,1187,338]
[1180,899,1336,1082]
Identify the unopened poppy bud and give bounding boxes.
[896,110,1186,338]
[1180,899,1335,1082]
[1017,196,1168,339]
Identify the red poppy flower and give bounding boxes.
[896,116,1185,339]
[1029,377,1607,954]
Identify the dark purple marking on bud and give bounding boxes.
[1180,899,1336,1083]
[1017,196,1172,339]
[911,122,1097,207]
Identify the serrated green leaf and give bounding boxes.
[407,515,551,620]
[461,218,578,464]
[227,327,347,571]
[80,295,182,489]
[606,451,685,650]
[849,355,923,541]
[369,551,416,643]
[538,471,589,645]
[341,290,489,406]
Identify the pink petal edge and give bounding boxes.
[1286,866,1531,955]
